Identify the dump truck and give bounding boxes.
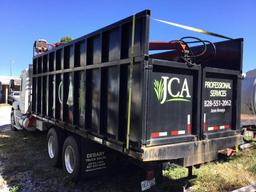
[11,10,243,191]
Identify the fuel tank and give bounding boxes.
[241,69,256,127]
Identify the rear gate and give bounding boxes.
[202,67,240,139]
[146,59,200,146]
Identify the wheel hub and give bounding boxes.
[65,145,75,174]
[48,136,55,159]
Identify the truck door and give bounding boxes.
[145,59,201,146]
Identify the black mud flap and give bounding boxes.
[80,138,118,179]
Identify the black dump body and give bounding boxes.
[32,10,243,166]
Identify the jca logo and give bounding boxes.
[153,76,191,104]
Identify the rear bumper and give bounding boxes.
[142,134,242,166]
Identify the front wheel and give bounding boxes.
[10,111,17,131]
[62,136,81,180]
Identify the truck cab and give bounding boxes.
[11,65,35,131]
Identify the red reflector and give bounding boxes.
[171,130,178,136]
[224,125,230,129]
[187,124,191,135]
[214,126,219,131]
[151,132,159,138]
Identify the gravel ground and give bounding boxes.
[0,105,188,192]
[0,126,141,192]
[0,127,189,192]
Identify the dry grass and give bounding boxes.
[0,134,10,138]
[164,147,256,192]
[193,161,255,192]
[1,127,256,192]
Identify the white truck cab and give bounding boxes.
[11,65,36,131]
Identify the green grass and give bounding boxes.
[9,186,20,192]
[243,135,256,144]
[163,164,188,180]
[164,147,256,192]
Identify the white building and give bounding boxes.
[0,76,21,104]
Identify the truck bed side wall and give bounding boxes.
[32,10,150,150]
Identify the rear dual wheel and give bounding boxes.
[47,128,81,180]
[47,128,64,167]
[62,136,81,180]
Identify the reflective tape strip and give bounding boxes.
[220,125,225,130]
[159,132,168,137]
[219,125,230,129]
[171,130,178,136]
[203,113,206,131]
[208,125,230,131]
[224,125,230,129]
[208,125,229,131]
[171,130,186,136]
[151,132,159,138]
[151,132,168,138]
[187,114,191,134]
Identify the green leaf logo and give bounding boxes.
[153,79,164,102]
[153,77,191,104]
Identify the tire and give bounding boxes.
[47,128,64,167]
[62,136,81,180]
[10,111,17,131]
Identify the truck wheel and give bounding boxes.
[10,111,17,131]
[47,128,63,167]
[62,136,81,180]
